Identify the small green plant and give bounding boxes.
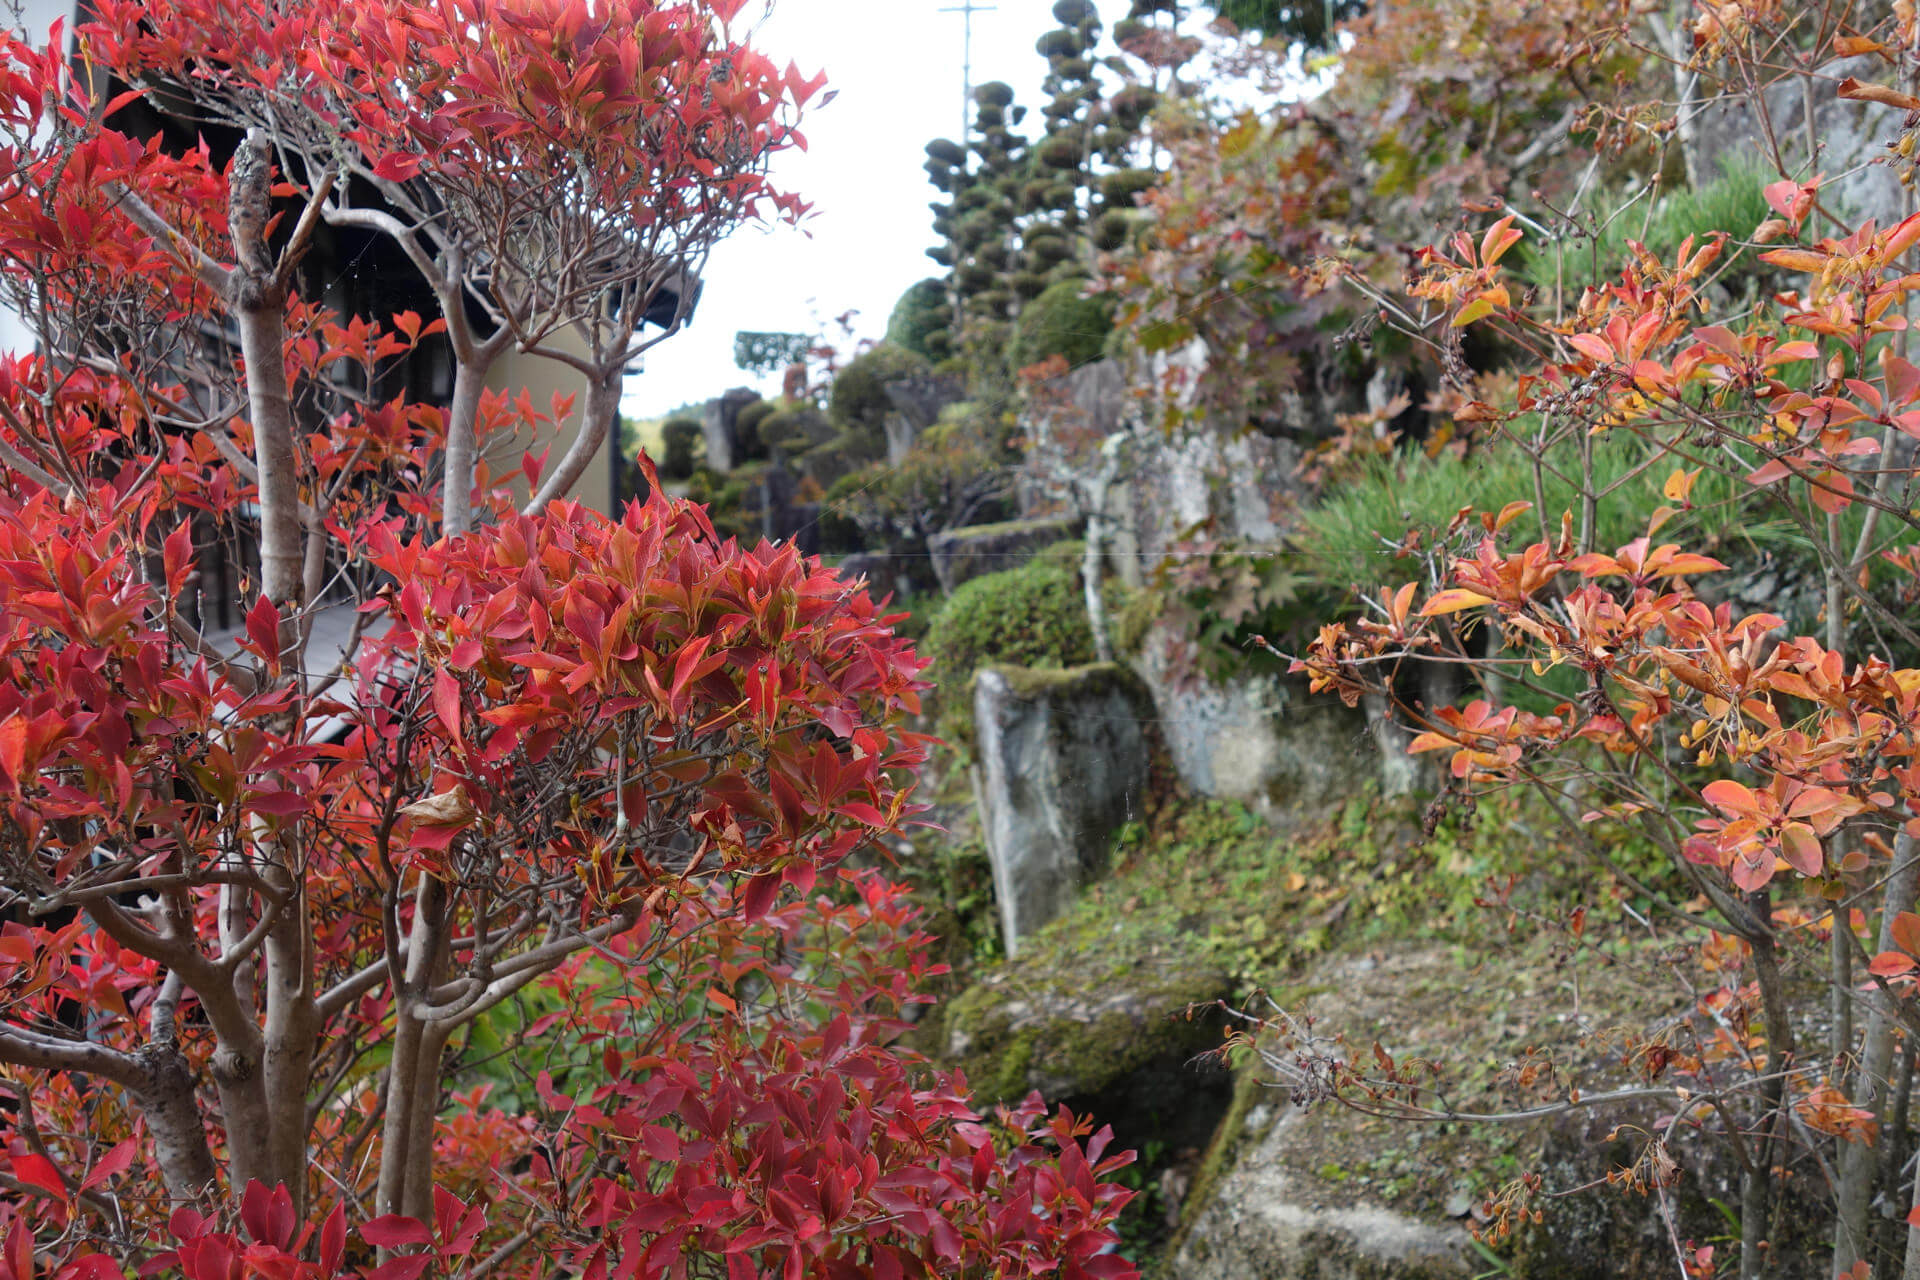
[1293,426,1790,593]
[923,555,1098,745]
[923,555,1097,680]
[1518,157,1775,299]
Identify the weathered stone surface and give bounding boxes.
[1175,1108,1475,1280]
[881,374,965,466]
[1134,623,1380,819]
[972,663,1150,955]
[1694,55,1905,230]
[1170,946,1828,1279]
[927,516,1078,595]
[699,387,762,474]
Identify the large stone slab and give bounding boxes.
[1134,623,1383,818]
[699,387,761,474]
[927,516,1078,595]
[1175,1108,1475,1280]
[1694,54,1905,230]
[972,663,1151,955]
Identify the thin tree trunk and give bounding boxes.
[260,850,316,1208]
[227,132,303,619]
[1746,890,1793,1280]
[376,876,450,1218]
[1902,1156,1920,1279]
[524,369,621,513]
[227,129,316,1202]
[1837,836,1920,1274]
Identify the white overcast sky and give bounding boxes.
[622,0,1134,418]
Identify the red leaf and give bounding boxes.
[0,715,25,783]
[433,668,465,750]
[1779,823,1823,878]
[11,1152,67,1199]
[79,1138,136,1191]
[371,151,423,182]
[244,594,283,672]
[363,1259,433,1280]
[1891,911,1920,959]
[319,1205,346,1274]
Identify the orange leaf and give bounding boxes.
[1837,76,1920,111]
[1421,589,1495,616]
[1663,467,1700,504]
[1702,779,1759,815]
[1493,500,1532,531]
[1869,950,1917,978]
[1780,823,1823,877]
[1892,911,1920,958]
[1759,248,1831,273]
[1832,35,1888,56]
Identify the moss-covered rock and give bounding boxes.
[924,515,1078,596]
[945,953,1231,1106]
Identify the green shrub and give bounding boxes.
[925,138,966,168]
[1109,84,1159,130]
[726,398,773,463]
[1024,231,1073,265]
[1092,210,1132,252]
[924,556,1095,682]
[1099,168,1158,207]
[659,416,702,480]
[1007,279,1113,371]
[828,343,931,437]
[798,430,881,490]
[974,81,1015,109]
[752,408,829,458]
[1011,271,1052,300]
[1036,27,1086,59]
[1037,134,1085,171]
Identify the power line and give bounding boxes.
[937,0,997,155]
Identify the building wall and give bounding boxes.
[482,339,622,518]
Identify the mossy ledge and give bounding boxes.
[940,957,1232,1108]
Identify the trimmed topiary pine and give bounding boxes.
[1008,279,1115,372]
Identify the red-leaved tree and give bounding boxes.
[0,3,1137,1277]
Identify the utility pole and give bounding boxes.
[937,0,996,160]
